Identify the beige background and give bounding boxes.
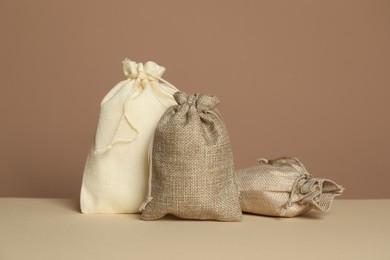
[0,0,389,199]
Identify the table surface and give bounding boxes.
[0,198,389,260]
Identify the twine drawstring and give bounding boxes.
[139,135,154,212]
[257,157,310,216]
[280,174,309,216]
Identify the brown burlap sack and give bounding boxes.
[235,157,344,217]
[140,92,242,221]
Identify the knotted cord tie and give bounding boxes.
[257,157,310,216]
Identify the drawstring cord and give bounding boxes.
[138,134,154,212]
[136,70,178,212]
[124,70,178,108]
[258,157,310,216]
[280,174,309,216]
[93,68,178,155]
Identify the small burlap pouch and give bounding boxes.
[235,157,344,217]
[140,92,242,221]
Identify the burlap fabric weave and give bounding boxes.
[141,92,242,221]
[235,157,344,217]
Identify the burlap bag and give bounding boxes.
[235,157,344,217]
[140,92,242,221]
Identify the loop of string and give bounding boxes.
[280,174,309,216]
[152,74,178,92]
[258,157,307,173]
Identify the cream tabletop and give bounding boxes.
[0,198,389,260]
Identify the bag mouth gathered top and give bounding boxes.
[80,59,178,214]
[235,157,344,217]
[94,59,178,154]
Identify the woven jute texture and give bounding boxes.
[235,157,344,217]
[141,92,242,221]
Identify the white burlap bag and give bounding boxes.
[81,59,178,213]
